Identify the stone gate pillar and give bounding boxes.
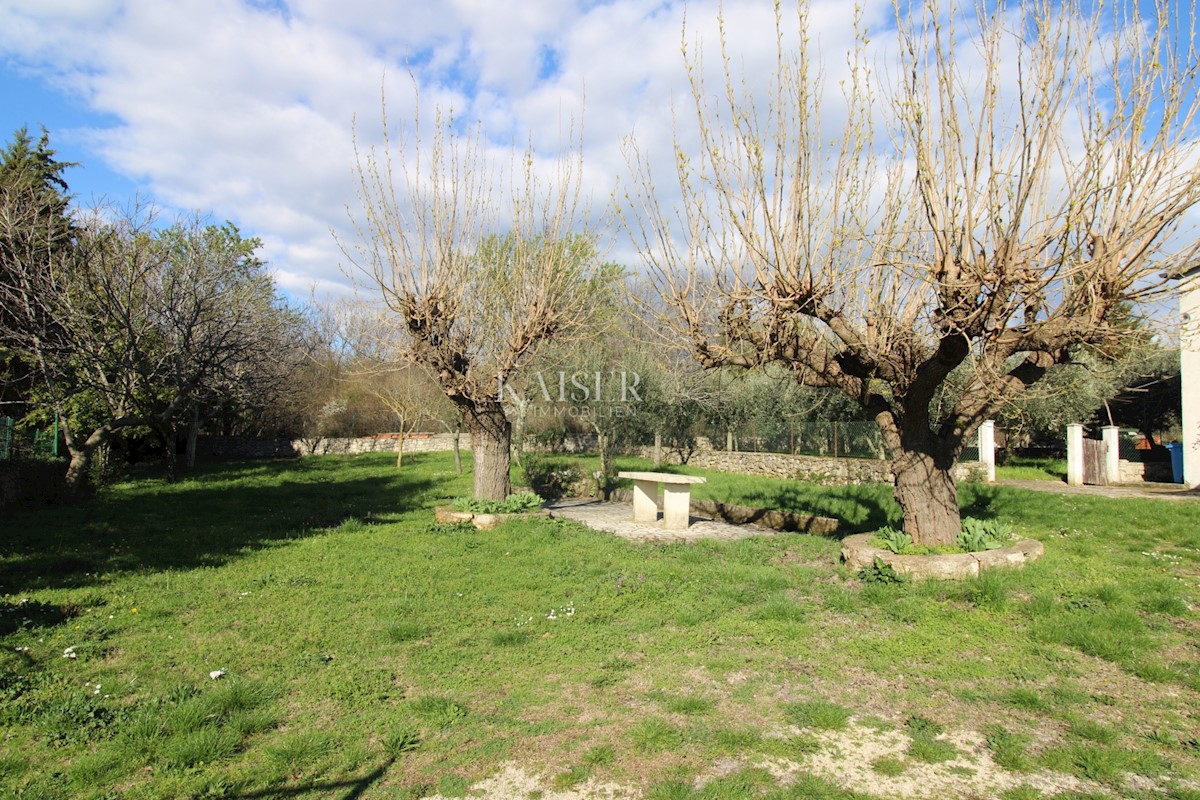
[1102,426,1120,485]
[978,420,996,482]
[1067,424,1084,487]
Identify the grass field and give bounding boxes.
[1,452,1198,799]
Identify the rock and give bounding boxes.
[841,532,1044,580]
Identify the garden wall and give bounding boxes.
[197,433,983,485]
[639,446,983,484]
[1117,457,1174,483]
[196,433,470,460]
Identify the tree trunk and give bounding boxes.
[467,404,512,500]
[396,432,405,468]
[891,448,961,546]
[61,421,112,496]
[597,431,612,501]
[452,418,463,474]
[185,409,200,471]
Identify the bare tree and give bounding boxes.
[625,0,1200,544]
[0,199,296,492]
[344,91,609,500]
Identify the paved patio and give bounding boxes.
[546,498,778,543]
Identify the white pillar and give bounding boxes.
[1102,426,1120,485]
[1181,274,1200,488]
[1067,424,1084,486]
[978,420,996,482]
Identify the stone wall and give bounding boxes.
[1117,457,1174,483]
[197,432,470,460]
[640,446,983,485]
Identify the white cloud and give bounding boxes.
[0,0,929,295]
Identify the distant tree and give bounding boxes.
[0,201,297,492]
[0,127,75,416]
[345,97,610,500]
[626,0,1200,544]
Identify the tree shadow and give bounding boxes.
[749,482,900,537]
[231,759,392,799]
[958,484,1003,521]
[0,456,436,596]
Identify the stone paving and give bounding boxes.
[546,498,778,543]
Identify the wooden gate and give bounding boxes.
[1083,438,1108,486]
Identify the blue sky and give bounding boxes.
[1,0,1195,304]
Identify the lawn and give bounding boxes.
[1,452,1198,799]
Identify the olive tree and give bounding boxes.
[345,96,609,500]
[625,0,1200,544]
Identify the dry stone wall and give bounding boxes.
[642,446,983,485]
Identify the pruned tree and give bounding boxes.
[345,92,610,500]
[625,0,1200,544]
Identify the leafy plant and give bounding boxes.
[382,725,422,757]
[874,526,912,554]
[450,492,543,514]
[859,557,907,584]
[956,518,1012,552]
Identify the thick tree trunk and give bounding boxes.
[892,448,961,546]
[467,405,512,500]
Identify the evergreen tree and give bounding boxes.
[0,127,77,417]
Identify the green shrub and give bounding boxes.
[520,455,583,501]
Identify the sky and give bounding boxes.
[0,0,790,300]
[0,0,1193,305]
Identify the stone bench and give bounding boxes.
[616,471,707,530]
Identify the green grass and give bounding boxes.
[1,450,1198,798]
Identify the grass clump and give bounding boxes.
[630,718,683,754]
[905,716,958,764]
[783,699,852,730]
[985,727,1033,772]
[871,756,907,776]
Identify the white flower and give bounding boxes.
[62,646,77,659]
[209,669,227,680]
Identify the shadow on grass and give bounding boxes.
[0,454,436,596]
[706,481,898,537]
[232,759,391,799]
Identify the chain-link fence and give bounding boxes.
[681,419,987,462]
[0,417,59,461]
[698,420,889,459]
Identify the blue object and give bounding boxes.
[1166,442,1184,484]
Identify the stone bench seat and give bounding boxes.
[616,471,707,530]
